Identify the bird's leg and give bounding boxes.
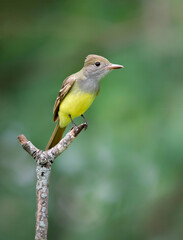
[81,114,88,130]
[68,114,78,132]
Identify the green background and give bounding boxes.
[1,0,183,239]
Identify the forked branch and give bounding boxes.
[17,123,87,240]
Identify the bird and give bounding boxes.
[46,54,124,150]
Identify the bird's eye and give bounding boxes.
[95,62,100,67]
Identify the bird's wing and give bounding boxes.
[53,76,76,122]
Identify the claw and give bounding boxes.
[73,126,79,134]
[81,114,88,130]
[69,114,88,133]
[83,123,88,131]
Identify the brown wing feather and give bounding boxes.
[53,76,76,122]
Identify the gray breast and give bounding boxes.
[78,77,100,94]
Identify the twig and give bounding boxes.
[17,123,87,240]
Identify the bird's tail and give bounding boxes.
[45,122,66,150]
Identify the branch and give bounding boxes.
[17,123,86,240]
[17,123,86,165]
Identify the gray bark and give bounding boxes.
[17,123,86,240]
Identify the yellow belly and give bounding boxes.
[58,90,96,127]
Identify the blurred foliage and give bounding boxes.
[1,0,183,239]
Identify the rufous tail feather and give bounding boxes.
[45,122,66,150]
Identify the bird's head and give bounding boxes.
[83,54,124,81]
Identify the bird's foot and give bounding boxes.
[68,114,78,131]
[73,126,79,135]
[81,114,88,130]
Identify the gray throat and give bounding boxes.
[77,72,100,94]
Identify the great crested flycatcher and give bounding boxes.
[46,54,123,150]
